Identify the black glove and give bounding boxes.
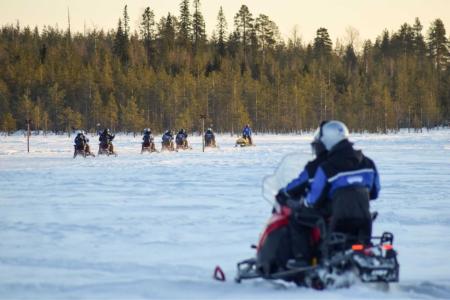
[275,189,290,206]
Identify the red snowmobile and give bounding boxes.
[234,154,400,289]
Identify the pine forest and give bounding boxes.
[0,2,449,134]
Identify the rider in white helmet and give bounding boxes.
[304,120,380,245]
[74,129,92,155]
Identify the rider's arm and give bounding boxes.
[305,167,328,208]
[284,169,309,199]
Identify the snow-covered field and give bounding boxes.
[1,130,450,299]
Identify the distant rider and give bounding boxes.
[162,130,174,146]
[142,128,154,146]
[74,130,92,154]
[176,129,188,147]
[99,128,115,153]
[304,120,380,245]
[242,124,253,145]
[204,127,216,146]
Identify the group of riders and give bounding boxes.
[73,124,254,157]
[73,128,116,157]
[145,127,219,152]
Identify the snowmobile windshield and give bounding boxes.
[262,153,305,205]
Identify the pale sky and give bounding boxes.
[1,0,449,46]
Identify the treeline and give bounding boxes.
[0,1,449,134]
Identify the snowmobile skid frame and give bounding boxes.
[176,143,192,150]
[73,146,95,158]
[161,141,177,152]
[98,144,117,157]
[141,142,158,154]
[235,231,399,288]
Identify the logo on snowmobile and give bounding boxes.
[347,175,363,184]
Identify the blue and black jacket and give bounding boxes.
[143,133,154,144]
[162,132,173,143]
[205,130,215,142]
[99,133,114,145]
[74,134,88,148]
[176,132,187,144]
[283,152,328,200]
[305,140,380,221]
[242,126,252,137]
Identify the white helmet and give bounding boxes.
[319,120,349,150]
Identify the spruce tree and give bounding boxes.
[313,27,332,59]
[123,5,130,38]
[427,19,449,72]
[216,6,227,56]
[192,0,206,53]
[178,0,191,47]
[140,7,155,66]
[234,5,254,60]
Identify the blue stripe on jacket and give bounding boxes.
[306,167,380,207]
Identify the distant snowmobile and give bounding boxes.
[234,154,399,289]
[141,129,158,154]
[175,129,192,150]
[204,129,217,148]
[73,145,95,158]
[235,136,254,147]
[98,142,117,156]
[161,130,176,152]
[73,131,95,158]
[142,141,157,154]
[98,129,117,156]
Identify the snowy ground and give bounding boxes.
[1,130,450,299]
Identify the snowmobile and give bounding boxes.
[175,136,192,150]
[235,136,254,147]
[98,142,117,157]
[234,153,399,289]
[235,206,399,289]
[73,144,95,158]
[205,137,217,148]
[161,140,176,152]
[141,140,158,154]
[204,132,217,148]
[73,132,95,158]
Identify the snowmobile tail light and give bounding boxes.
[352,244,364,251]
[383,244,393,250]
